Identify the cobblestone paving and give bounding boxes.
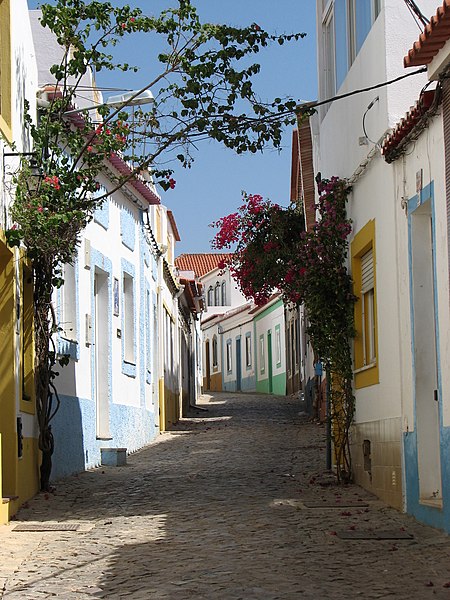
[2,392,450,599]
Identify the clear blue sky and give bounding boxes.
[28,1,317,254]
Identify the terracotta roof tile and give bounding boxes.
[404,1,450,68]
[175,253,232,278]
[381,90,436,162]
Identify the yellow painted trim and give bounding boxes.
[0,0,13,143]
[0,242,18,498]
[351,220,379,388]
[162,300,174,320]
[159,378,165,431]
[20,260,35,414]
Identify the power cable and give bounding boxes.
[296,67,427,114]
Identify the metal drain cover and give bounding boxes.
[303,502,370,509]
[336,529,413,540]
[13,522,81,532]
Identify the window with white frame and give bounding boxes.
[245,333,252,368]
[226,340,232,372]
[207,286,214,306]
[61,261,77,341]
[214,283,221,306]
[321,0,381,104]
[259,335,265,374]
[221,281,227,306]
[123,273,135,363]
[275,324,282,367]
[212,335,218,368]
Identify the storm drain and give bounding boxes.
[336,529,414,540]
[13,522,81,532]
[303,502,370,509]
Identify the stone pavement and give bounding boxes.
[2,392,450,599]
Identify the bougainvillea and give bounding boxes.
[5,0,306,490]
[212,178,357,482]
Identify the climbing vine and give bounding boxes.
[5,0,305,490]
[212,178,356,482]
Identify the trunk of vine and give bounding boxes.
[34,258,57,492]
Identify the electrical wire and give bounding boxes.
[362,96,379,144]
[403,0,430,30]
[296,67,427,114]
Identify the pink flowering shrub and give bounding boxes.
[212,178,357,482]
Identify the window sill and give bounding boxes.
[354,361,377,375]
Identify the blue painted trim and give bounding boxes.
[51,393,157,480]
[245,332,252,370]
[121,258,137,378]
[93,186,110,229]
[404,180,450,533]
[120,207,136,251]
[57,256,80,361]
[226,338,232,373]
[89,248,113,419]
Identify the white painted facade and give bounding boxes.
[201,267,247,320]
[313,0,440,508]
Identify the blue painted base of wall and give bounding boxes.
[403,427,450,533]
[50,394,157,481]
[223,374,256,393]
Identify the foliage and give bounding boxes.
[5,0,305,489]
[212,178,357,482]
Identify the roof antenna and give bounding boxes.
[403,0,430,30]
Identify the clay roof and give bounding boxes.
[42,85,160,206]
[381,89,436,162]
[167,210,181,241]
[175,253,231,278]
[404,1,450,68]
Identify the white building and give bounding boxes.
[312,0,439,509]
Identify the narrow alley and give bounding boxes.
[2,392,450,599]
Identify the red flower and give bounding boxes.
[37,206,44,213]
[87,145,93,153]
[169,178,176,189]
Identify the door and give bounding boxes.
[410,199,442,503]
[94,270,110,439]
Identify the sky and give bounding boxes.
[28,1,318,254]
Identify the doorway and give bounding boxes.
[205,340,211,390]
[94,269,110,439]
[410,197,442,504]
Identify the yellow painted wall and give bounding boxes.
[0,243,40,523]
[0,0,12,141]
[0,243,17,499]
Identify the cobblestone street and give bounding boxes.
[2,392,450,599]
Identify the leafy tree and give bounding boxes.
[212,178,356,482]
[5,0,305,490]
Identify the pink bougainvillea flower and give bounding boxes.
[37,206,44,213]
[87,145,93,153]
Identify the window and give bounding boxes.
[245,333,252,368]
[351,219,378,388]
[207,286,213,306]
[145,289,151,373]
[214,283,220,306]
[22,264,34,407]
[226,340,232,373]
[275,324,282,367]
[123,273,135,364]
[321,0,381,104]
[61,261,77,341]
[259,335,265,374]
[0,0,12,141]
[212,335,218,368]
[221,281,227,306]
